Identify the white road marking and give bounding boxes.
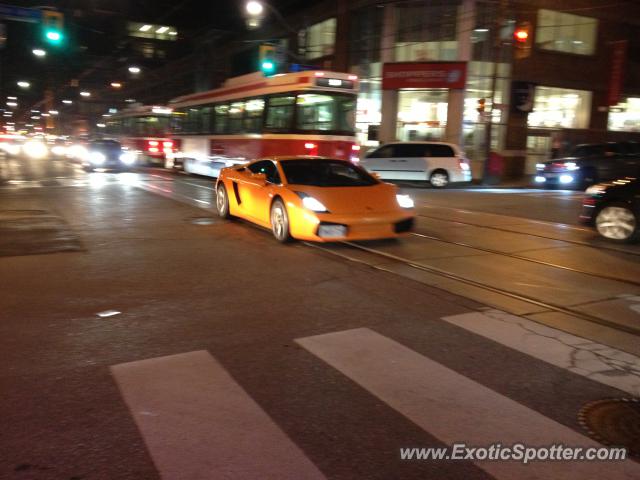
[443,310,640,395]
[296,328,640,480]
[111,350,326,480]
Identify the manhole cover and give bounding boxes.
[191,217,216,225]
[578,398,640,456]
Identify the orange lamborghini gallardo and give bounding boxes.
[215,156,415,242]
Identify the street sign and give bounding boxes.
[0,4,41,23]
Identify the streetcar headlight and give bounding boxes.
[396,194,414,209]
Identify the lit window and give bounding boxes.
[608,98,640,132]
[128,22,178,41]
[528,86,592,129]
[299,18,336,60]
[536,9,597,55]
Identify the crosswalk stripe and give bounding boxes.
[111,350,326,480]
[296,328,640,480]
[443,310,640,396]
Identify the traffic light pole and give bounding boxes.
[481,0,508,185]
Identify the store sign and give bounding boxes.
[382,62,467,90]
[608,40,627,107]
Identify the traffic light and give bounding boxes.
[476,98,486,113]
[513,21,532,59]
[41,10,64,46]
[259,44,277,76]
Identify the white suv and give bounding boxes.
[361,142,471,188]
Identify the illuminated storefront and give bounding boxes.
[528,87,592,129]
[608,98,640,132]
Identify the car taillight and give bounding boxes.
[459,158,470,171]
[163,141,173,148]
[149,147,159,153]
[148,141,159,147]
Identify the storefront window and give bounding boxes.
[536,9,597,55]
[608,98,640,132]
[396,89,448,141]
[299,18,336,60]
[528,87,592,129]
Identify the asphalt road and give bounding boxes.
[1,155,640,480]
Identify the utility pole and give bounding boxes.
[482,0,508,184]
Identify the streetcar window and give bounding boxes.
[244,98,265,133]
[265,95,295,131]
[200,106,212,134]
[185,109,201,134]
[172,110,185,133]
[214,104,229,134]
[296,93,355,134]
[228,102,245,134]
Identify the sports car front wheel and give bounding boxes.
[216,184,232,219]
[270,199,292,243]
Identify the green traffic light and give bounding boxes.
[45,30,63,44]
[261,60,275,75]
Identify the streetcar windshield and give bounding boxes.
[296,93,355,135]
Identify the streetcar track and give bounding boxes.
[415,212,640,257]
[305,241,640,337]
[408,231,640,288]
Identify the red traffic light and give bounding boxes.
[514,29,529,43]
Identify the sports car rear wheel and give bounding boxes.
[270,199,292,243]
[216,184,232,219]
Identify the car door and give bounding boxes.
[363,144,426,180]
[362,145,395,178]
[239,160,280,225]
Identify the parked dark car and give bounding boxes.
[580,177,640,243]
[82,139,137,172]
[535,142,640,189]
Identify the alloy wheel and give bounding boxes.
[596,206,637,241]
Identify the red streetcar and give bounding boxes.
[105,105,177,166]
[169,70,359,177]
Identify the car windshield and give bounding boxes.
[91,140,122,152]
[281,159,378,187]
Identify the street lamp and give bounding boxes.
[80,91,91,97]
[110,82,122,88]
[128,66,141,74]
[6,101,17,107]
[32,49,46,57]
[246,1,264,15]
[62,99,73,104]
[17,81,30,88]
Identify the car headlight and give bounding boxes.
[396,194,414,209]
[23,140,48,159]
[89,151,106,165]
[119,152,136,165]
[296,192,328,212]
[559,174,574,184]
[51,145,66,156]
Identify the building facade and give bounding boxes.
[226,0,640,179]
